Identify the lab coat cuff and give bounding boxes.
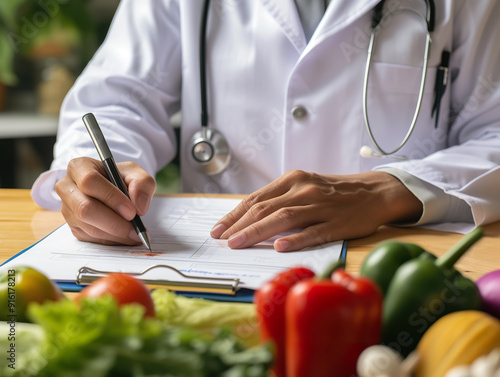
[30,170,65,210]
[376,167,474,226]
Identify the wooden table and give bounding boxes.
[1,189,500,281]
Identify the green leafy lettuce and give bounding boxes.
[0,296,272,377]
[152,290,260,348]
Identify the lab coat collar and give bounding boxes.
[260,0,382,54]
[259,0,307,53]
[312,0,382,44]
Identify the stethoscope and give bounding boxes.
[361,0,436,161]
[186,0,231,175]
[188,0,437,175]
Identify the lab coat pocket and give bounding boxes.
[363,61,449,158]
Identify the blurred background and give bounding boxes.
[0,0,180,193]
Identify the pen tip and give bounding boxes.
[138,232,152,252]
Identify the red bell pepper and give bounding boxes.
[286,262,383,377]
[255,261,382,377]
[255,267,315,377]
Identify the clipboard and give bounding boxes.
[58,240,348,303]
[2,237,347,303]
[0,197,348,303]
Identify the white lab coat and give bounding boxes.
[32,0,500,229]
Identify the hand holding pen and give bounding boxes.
[54,115,156,248]
[82,113,152,250]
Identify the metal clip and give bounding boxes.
[76,264,240,294]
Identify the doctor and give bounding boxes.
[32,0,500,252]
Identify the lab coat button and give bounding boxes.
[291,105,308,120]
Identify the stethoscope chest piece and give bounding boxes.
[188,128,231,175]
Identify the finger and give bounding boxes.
[218,190,315,240]
[58,178,139,243]
[226,206,313,249]
[119,161,156,216]
[61,196,140,246]
[210,175,294,239]
[218,197,287,240]
[67,158,137,221]
[273,222,338,252]
[67,222,140,246]
[212,170,322,239]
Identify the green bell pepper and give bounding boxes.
[360,228,483,357]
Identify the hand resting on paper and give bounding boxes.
[210,170,423,252]
[56,161,421,252]
[55,157,156,246]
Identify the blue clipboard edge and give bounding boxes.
[1,229,348,303]
[0,223,66,267]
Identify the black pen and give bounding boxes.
[82,113,152,251]
[432,50,450,128]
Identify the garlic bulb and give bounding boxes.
[356,345,419,377]
[445,348,500,377]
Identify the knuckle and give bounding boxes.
[248,202,270,220]
[120,161,137,169]
[308,225,327,245]
[119,161,141,176]
[66,158,80,172]
[78,169,103,194]
[287,169,308,180]
[243,192,260,208]
[143,174,157,192]
[275,207,297,224]
[54,177,67,197]
[68,157,91,173]
[246,222,266,239]
[299,184,322,197]
[238,194,261,217]
[74,198,95,222]
[282,170,315,189]
[123,162,156,194]
[142,172,155,185]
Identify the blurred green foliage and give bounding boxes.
[0,0,96,85]
[0,0,25,84]
[156,163,182,194]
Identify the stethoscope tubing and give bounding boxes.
[194,0,436,170]
[363,5,433,157]
[199,0,211,130]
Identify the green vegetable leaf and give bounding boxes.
[0,296,272,377]
[152,289,260,348]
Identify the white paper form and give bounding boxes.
[1,197,344,290]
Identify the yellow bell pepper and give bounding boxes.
[415,310,500,377]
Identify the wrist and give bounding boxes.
[368,171,423,225]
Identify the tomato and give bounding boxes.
[0,266,65,322]
[77,273,155,317]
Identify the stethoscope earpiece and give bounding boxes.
[360,145,379,158]
[359,146,407,161]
